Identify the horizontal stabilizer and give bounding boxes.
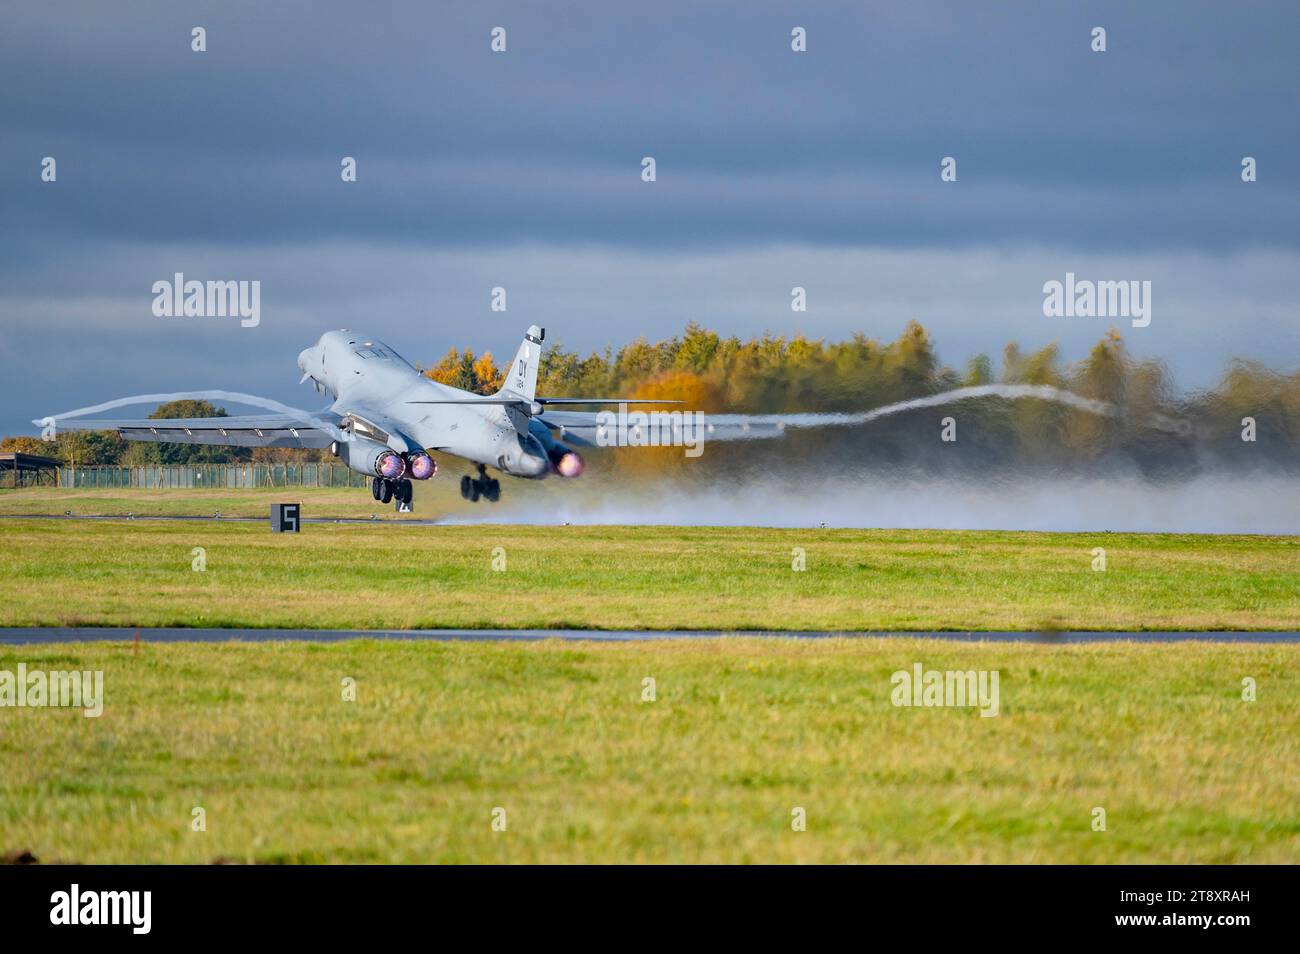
[407,397,681,407]
[537,410,786,444]
[406,398,521,405]
[536,398,682,406]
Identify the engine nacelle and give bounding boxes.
[335,437,406,479]
[407,452,436,480]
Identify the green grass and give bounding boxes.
[0,507,1296,630]
[1,639,1295,863]
[0,482,555,520]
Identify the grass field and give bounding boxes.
[1,638,1295,863]
[0,483,554,520]
[0,488,1297,629]
[2,489,1296,863]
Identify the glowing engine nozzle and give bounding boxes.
[375,450,406,479]
[554,451,584,478]
[407,452,436,480]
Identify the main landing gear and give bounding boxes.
[372,476,413,509]
[460,464,500,503]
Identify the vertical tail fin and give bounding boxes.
[499,324,543,402]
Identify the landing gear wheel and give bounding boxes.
[371,477,383,501]
[461,468,496,503]
[379,480,394,504]
[396,479,413,505]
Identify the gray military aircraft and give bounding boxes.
[47,325,768,510]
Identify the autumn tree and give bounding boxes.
[1063,328,1128,455]
[136,399,246,464]
[426,349,503,395]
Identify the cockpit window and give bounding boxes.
[348,342,415,370]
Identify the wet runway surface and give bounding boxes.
[1,627,1296,644]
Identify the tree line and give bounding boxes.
[6,321,1296,471]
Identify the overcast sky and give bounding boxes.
[2,1,1297,434]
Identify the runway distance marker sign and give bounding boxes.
[271,503,300,533]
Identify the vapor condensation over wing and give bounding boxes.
[34,390,348,443]
[702,385,1169,436]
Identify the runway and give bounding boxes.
[1,627,1296,644]
[0,513,438,525]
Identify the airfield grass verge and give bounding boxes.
[0,515,1297,630]
[0,638,1295,863]
[0,483,539,520]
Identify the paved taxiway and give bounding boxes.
[1,628,1296,644]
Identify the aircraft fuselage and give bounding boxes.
[297,330,552,479]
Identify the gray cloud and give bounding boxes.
[1,1,1296,433]
[2,1,1296,249]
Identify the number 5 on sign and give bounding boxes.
[271,503,300,533]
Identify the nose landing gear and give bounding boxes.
[460,464,501,503]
